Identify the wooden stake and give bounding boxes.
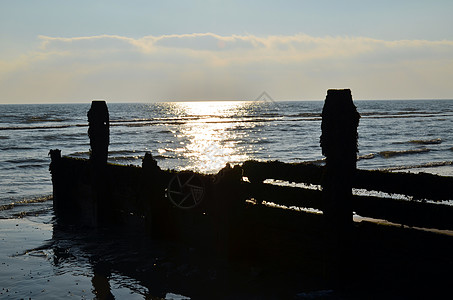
[320,89,360,288]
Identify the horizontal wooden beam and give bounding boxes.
[245,182,453,230]
[242,160,453,201]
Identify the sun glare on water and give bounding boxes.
[171,101,251,173]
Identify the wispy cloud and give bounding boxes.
[1,33,453,102]
[37,33,453,61]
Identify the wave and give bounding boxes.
[408,138,442,145]
[5,158,48,164]
[291,117,322,122]
[381,161,453,171]
[1,146,35,151]
[108,150,140,155]
[304,158,326,166]
[109,156,141,162]
[288,112,320,118]
[107,153,175,162]
[60,132,86,138]
[254,113,280,117]
[252,139,274,144]
[152,154,174,160]
[25,116,66,123]
[379,148,430,158]
[358,153,377,160]
[0,195,52,212]
[2,159,49,171]
[69,150,145,161]
[0,124,86,131]
[17,164,46,169]
[360,111,453,119]
[68,151,90,157]
[42,134,65,141]
[0,117,277,131]
[0,196,53,219]
[4,113,449,132]
[114,121,181,128]
[0,115,303,133]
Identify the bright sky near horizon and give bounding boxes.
[1,0,452,103]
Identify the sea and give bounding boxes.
[1,99,453,298]
[1,99,453,216]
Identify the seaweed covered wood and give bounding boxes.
[242,160,323,185]
[320,89,360,286]
[87,100,110,223]
[320,89,360,225]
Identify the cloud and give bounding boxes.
[36,33,453,63]
[1,33,453,103]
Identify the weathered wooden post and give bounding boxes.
[320,89,360,287]
[212,164,244,259]
[87,100,110,223]
[88,100,109,166]
[49,149,63,214]
[141,152,171,238]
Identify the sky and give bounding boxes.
[1,0,453,103]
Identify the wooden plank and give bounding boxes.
[242,160,453,201]
[245,182,453,230]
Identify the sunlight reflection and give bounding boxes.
[171,101,250,173]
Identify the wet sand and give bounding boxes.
[0,214,93,299]
[0,213,161,299]
[2,207,453,299]
[1,209,278,299]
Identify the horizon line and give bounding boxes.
[1,98,453,105]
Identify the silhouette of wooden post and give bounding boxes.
[142,152,171,238]
[87,100,110,223]
[320,89,360,287]
[88,101,109,166]
[49,149,63,215]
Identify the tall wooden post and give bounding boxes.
[88,100,109,166]
[49,149,63,214]
[87,100,110,223]
[320,89,360,287]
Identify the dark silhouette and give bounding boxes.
[47,94,453,298]
[87,100,111,223]
[320,89,360,288]
[88,100,109,166]
[92,262,115,300]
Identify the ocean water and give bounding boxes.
[1,99,453,215]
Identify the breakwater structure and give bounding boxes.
[49,90,453,297]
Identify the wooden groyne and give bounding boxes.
[49,91,453,243]
[49,154,453,230]
[49,90,453,295]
